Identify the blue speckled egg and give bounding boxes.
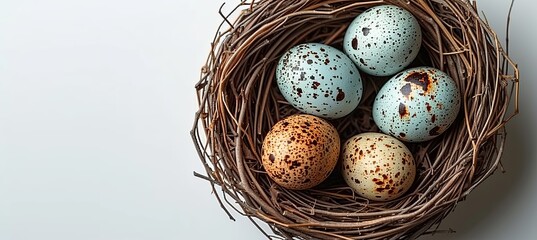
[372,67,461,142]
[276,43,363,119]
[343,5,422,76]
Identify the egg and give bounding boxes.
[261,114,340,190]
[342,132,416,201]
[343,5,422,76]
[276,43,363,119]
[372,67,461,142]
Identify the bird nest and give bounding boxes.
[191,0,519,239]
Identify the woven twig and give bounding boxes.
[191,0,519,239]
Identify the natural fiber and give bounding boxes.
[191,0,519,239]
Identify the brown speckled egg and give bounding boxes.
[342,132,416,201]
[261,114,340,190]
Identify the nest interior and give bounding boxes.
[192,0,519,239]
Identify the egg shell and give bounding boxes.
[343,5,422,76]
[372,67,461,142]
[276,43,363,119]
[261,114,340,190]
[342,132,416,201]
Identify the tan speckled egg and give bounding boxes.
[342,132,416,201]
[261,114,340,190]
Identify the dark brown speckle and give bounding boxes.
[269,154,275,163]
[398,103,409,118]
[400,83,412,97]
[351,38,358,50]
[336,88,345,101]
[362,27,371,36]
[405,71,433,93]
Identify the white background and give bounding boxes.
[0,0,534,239]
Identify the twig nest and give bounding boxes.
[192,0,519,239]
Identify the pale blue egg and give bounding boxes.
[343,5,422,76]
[276,43,363,119]
[372,67,461,142]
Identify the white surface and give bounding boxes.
[0,0,534,239]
